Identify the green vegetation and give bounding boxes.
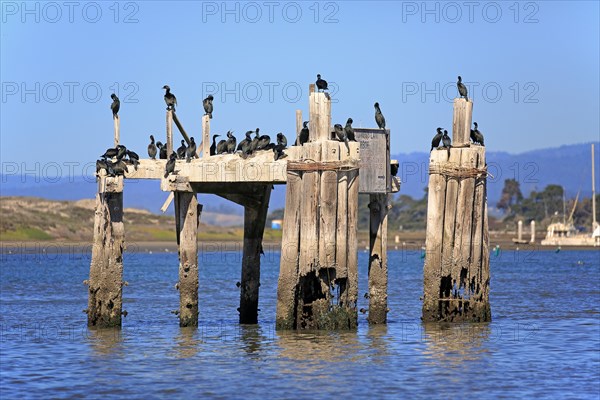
[0,228,53,241]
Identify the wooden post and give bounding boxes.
[318,140,339,272]
[201,115,210,158]
[335,142,349,283]
[368,193,389,324]
[452,98,473,146]
[346,141,360,320]
[308,88,331,142]
[176,191,200,327]
[517,220,523,242]
[299,142,322,276]
[113,116,120,147]
[296,110,302,145]
[239,185,272,324]
[166,110,174,157]
[530,220,536,243]
[87,176,124,327]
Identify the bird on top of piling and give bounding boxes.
[374,102,386,130]
[110,93,120,119]
[96,159,108,175]
[249,129,261,153]
[225,130,237,154]
[316,74,328,92]
[163,85,177,111]
[431,127,443,152]
[391,163,399,177]
[110,157,128,177]
[116,144,127,160]
[345,118,356,141]
[272,132,288,161]
[148,135,157,159]
[210,134,220,156]
[470,122,485,146]
[334,123,350,154]
[457,76,468,101]
[256,130,271,151]
[216,134,228,155]
[126,149,139,170]
[156,141,167,159]
[164,152,177,178]
[176,139,187,159]
[237,130,253,156]
[442,129,451,157]
[297,121,309,146]
[100,146,118,159]
[203,94,214,119]
[186,137,197,162]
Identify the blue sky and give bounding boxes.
[1,0,599,169]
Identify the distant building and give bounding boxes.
[271,219,283,230]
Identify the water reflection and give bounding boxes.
[86,327,124,357]
[364,324,392,364]
[174,326,201,359]
[421,323,492,367]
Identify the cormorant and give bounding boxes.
[442,129,451,157]
[249,129,260,153]
[110,93,120,119]
[316,74,328,92]
[163,85,177,111]
[116,144,127,160]
[186,137,197,162]
[225,130,236,154]
[100,147,118,159]
[111,158,127,177]
[470,122,484,146]
[203,95,214,119]
[273,132,287,161]
[237,131,253,158]
[164,152,177,178]
[176,139,187,159]
[297,121,309,145]
[374,102,386,130]
[431,127,443,152]
[156,141,167,159]
[256,130,271,151]
[334,123,349,155]
[96,159,108,174]
[126,150,139,170]
[390,163,399,177]
[345,118,356,141]
[216,135,228,155]
[148,135,157,159]
[210,134,220,156]
[457,76,468,101]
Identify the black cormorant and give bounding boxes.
[156,141,167,159]
[334,123,349,154]
[100,147,118,159]
[256,130,271,151]
[111,158,127,177]
[96,159,108,174]
[225,130,236,154]
[297,121,309,145]
[186,137,197,162]
[203,95,214,119]
[176,139,187,159]
[374,102,386,130]
[110,93,120,119]
[390,163,399,177]
[470,122,484,145]
[249,129,260,153]
[345,118,356,141]
[457,76,468,101]
[431,127,443,152]
[216,134,228,155]
[316,74,328,92]
[164,152,177,178]
[126,150,139,170]
[163,85,177,111]
[116,144,127,160]
[273,132,287,161]
[237,130,253,158]
[210,134,220,156]
[148,135,157,159]
[442,129,451,157]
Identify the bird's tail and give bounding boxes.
[164,171,169,178]
[447,146,451,158]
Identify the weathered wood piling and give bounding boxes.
[422,98,491,322]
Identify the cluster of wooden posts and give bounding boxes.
[86,86,490,330]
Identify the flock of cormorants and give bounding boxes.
[98,74,484,178]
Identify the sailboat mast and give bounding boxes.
[593,143,597,230]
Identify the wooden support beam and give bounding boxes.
[441,148,462,281]
[318,140,339,270]
[176,192,200,327]
[201,115,210,159]
[296,110,302,146]
[346,141,360,318]
[335,141,349,282]
[299,142,322,276]
[113,115,120,147]
[87,176,124,328]
[452,98,473,146]
[217,193,262,210]
[368,193,389,324]
[166,110,174,157]
[172,112,191,145]
[239,185,272,324]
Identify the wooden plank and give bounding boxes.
[368,193,389,324]
[319,140,339,270]
[201,114,210,158]
[335,141,349,280]
[299,142,321,276]
[166,110,173,157]
[239,185,271,324]
[172,112,191,145]
[113,115,120,147]
[177,193,200,327]
[422,149,448,321]
[160,192,174,213]
[470,146,487,301]
[160,174,193,192]
[452,98,473,146]
[354,128,390,194]
[346,141,360,314]
[441,147,462,280]
[296,110,302,146]
[276,169,302,329]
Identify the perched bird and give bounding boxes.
[110,93,120,119]
[431,127,443,152]
[100,147,118,159]
[96,159,108,174]
[126,150,139,170]
[110,158,127,177]
[457,76,468,101]
[345,118,356,141]
[203,95,214,119]
[176,139,187,159]
[256,130,271,151]
[273,132,287,161]
[148,135,157,159]
[442,129,451,157]
[470,122,485,146]
[249,129,260,153]
[216,135,228,155]
[164,152,177,178]
[335,123,349,155]
[163,85,177,111]
[186,137,197,162]
[116,144,127,160]
[156,141,167,160]
[390,163,399,177]
[297,121,309,145]
[374,102,386,130]
[276,132,287,148]
[316,74,328,92]
[210,134,220,156]
[237,130,253,157]
[225,130,237,154]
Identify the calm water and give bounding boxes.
[1,246,599,399]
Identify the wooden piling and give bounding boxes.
[309,91,331,142]
[113,115,120,147]
[166,110,174,157]
[319,140,339,272]
[296,110,302,145]
[87,175,125,328]
[346,141,360,318]
[175,191,200,327]
[368,193,389,324]
[201,115,210,158]
[239,185,272,324]
[452,98,473,145]
[299,142,322,276]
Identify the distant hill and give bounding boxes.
[1,143,597,216]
